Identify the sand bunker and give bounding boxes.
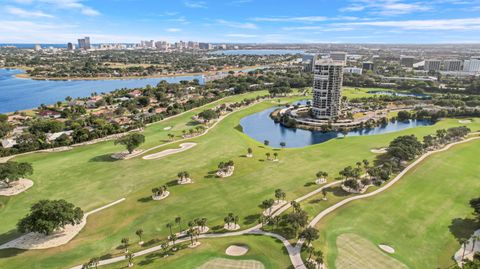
[379,244,395,254]
[177,178,193,185]
[226,245,249,256]
[0,179,34,196]
[459,120,472,124]
[0,198,125,250]
[371,148,387,154]
[152,191,170,201]
[315,178,327,185]
[224,223,241,231]
[143,143,197,160]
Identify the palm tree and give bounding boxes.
[175,216,182,233]
[86,257,99,269]
[166,223,173,237]
[460,238,467,260]
[266,152,271,160]
[472,235,480,252]
[247,147,253,156]
[121,238,129,253]
[273,152,278,160]
[314,250,324,267]
[264,140,269,146]
[322,188,327,200]
[291,201,301,213]
[169,233,177,250]
[280,142,286,148]
[306,245,315,260]
[187,227,195,245]
[125,253,134,268]
[135,229,144,245]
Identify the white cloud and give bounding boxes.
[5,6,54,18]
[340,17,480,30]
[184,1,207,8]
[216,19,257,29]
[14,0,100,16]
[166,28,181,32]
[341,0,431,16]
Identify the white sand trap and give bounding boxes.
[379,244,395,254]
[0,198,125,250]
[459,120,472,124]
[152,191,170,201]
[224,223,241,231]
[198,258,265,269]
[163,126,172,130]
[177,178,193,185]
[143,143,197,160]
[315,178,327,185]
[226,245,249,256]
[188,241,201,248]
[0,179,34,196]
[371,148,387,154]
[111,150,143,160]
[217,167,235,178]
[263,200,287,216]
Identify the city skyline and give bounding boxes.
[1,0,480,44]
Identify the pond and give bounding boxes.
[368,91,430,98]
[240,106,434,148]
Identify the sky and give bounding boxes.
[1,0,480,44]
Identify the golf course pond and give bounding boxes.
[240,106,434,148]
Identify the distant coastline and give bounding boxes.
[7,65,264,81]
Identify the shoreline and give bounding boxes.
[6,65,265,81]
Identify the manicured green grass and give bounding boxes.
[335,233,408,269]
[0,89,478,268]
[313,138,480,269]
[101,235,290,269]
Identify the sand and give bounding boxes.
[142,143,197,160]
[459,120,472,124]
[454,229,480,265]
[225,245,249,256]
[0,198,125,250]
[223,223,241,231]
[371,148,387,154]
[315,178,327,185]
[177,178,193,185]
[0,179,34,196]
[152,191,170,201]
[379,244,395,254]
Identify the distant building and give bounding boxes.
[400,56,415,67]
[343,67,363,74]
[463,58,480,73]
[78,36,91,50]
[67,42,75,50]
[424,60,442,71]
[34,44,41,51]
[199,42,213,50]
[362,62,374,71]
[312,59,344,120]
[443,60,462,71]
[330,52,347,63]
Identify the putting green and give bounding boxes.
[100,235,286,269]
[314,139,480,269]
[0,88,478,268]
[335,234,407,269]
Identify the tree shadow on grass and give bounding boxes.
[89,154,119,163]
[326,186,350,197]
[99,253,113,260]
[138,196,153,203]
[244,214,260,225]
[142,238,161,248]
[309,199,323,204]
[449,217,479,243]
[0,248,26,259]
[304,182,315,187]
[166,180,177,187]
[186,121,200,127]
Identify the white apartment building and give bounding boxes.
[312,59,344,120]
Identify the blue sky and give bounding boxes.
[1,0,480,44]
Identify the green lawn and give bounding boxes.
[313,138,480,269]
[0,88,479,268]
[101,235,291,269]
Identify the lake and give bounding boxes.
[210,49,306,55]
[0,68,205,113]
[240,106,434,148]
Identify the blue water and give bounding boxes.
[210,49,305,55]
[240,107,434,148]
[368,91,430,98]
[0,68,204,113]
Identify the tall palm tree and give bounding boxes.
[169,233,177,250]
[472,235,480,252]
[121,238,129,253]
[273,152,278,160]
[175,216,182,233]
[125,253,134,268]
[135,229,143,244]
[166,223,173,236]
[460,238,467,260]
[266,152,271,160]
